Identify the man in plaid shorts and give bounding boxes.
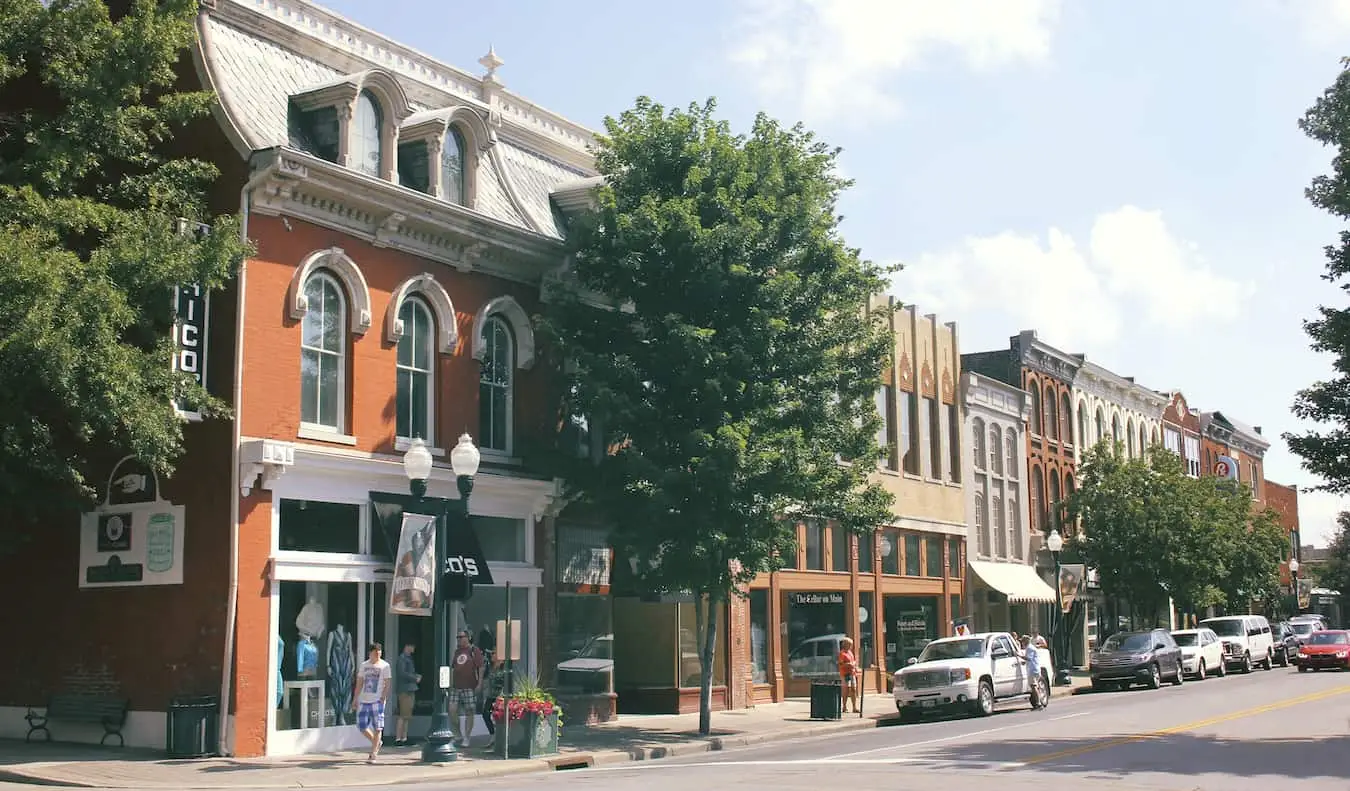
[352,642,392,763]
[450,630,484,747]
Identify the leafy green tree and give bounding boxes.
[1213,493,1287,613]
[542,97,894,734]
[0,0,245,520]
[1286,59,1350,491]
[1067,441,1225,623]
[1317,512,1350,598]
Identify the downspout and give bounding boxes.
[219,161,273,756]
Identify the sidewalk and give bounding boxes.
[0,681,1090,789]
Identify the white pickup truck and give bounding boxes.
[892,631,1052,721]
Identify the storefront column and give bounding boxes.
[941,540,953,637]
[768,570,783,701]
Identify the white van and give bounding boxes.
[1199,615,1274,673]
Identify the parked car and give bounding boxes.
[1289,616,1327,648]
[1199,615,1274,673]
[1271,621,1298,667]
[892,632,1051,721]
[1090,629,1185,691]
[1170,628,1226,680]
[1296,630,1350,672]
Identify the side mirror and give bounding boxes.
[906,657,918,666]
[1154,643,1166,652]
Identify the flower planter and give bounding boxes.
[492,710,559,758]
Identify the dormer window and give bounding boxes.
[352,91,383,177]
[442,127,466,205]
[289,104,340,164]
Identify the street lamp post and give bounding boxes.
[1289,557,1301,616]
[404,434,480,764]
[1046,529,1071,686]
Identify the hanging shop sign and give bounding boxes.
[79,456,186,588]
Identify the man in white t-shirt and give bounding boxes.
[351,642,392,763]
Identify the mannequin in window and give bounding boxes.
[327,621,356,725]
[297,633,319,678]
[276,634,285,708]
[296,596,326,641]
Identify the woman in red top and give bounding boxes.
[838,636,860,714]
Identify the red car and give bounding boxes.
[1296,630,1350,671]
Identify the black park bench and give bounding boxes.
[26,693,130,746]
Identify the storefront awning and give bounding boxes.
[969,560,1058,604]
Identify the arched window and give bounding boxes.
[989,424,1002,475]
[1059,392,1072,442]
[993,494,1006,557]
[1030,467,1044,531]
[1126,418,1136,457]
[975,492,989,556]
[1049,475,1062,529]
[1045,390,1058,440]
[479,316,514,452]
[1009,491,1022,560]
[1077,404,1088,447]
[1029,381,1042,435]
[1112,415,1122,446]
[1005,429,1018,478]
[300,272,345,430]
[1151,426,1160,446]
[972,418,986,470]
[1139,424,1148,457]
[1094,408,1106,446]
[351,90,383,177]
[396,297,434,441]
[442,126,467,205]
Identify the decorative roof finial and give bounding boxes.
[479,45,504,84]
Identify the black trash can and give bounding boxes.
[166,695,220,758]
[809,680,842,721]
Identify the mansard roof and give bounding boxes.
[193,0,596,241]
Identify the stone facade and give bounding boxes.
[1069,357,1167,463]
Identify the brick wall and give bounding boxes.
[1265,481,1299,586]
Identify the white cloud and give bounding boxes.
[1294,489,1348,547]
[895,205,1256,349]
[1284,0,1350,47]
[729,0,1062,122]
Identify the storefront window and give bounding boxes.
[279,500,359,554]
[677,600,727,687]
[880,528,900,575]
[472,516,526,563]
[804,521,825,570]
[859,591,876,668]
[926,535,943,577]
[858,530,875,574]
[948,537,962,577]
[277,580,361,730]
[950,594,962,631]
[904,534,921,576]
[460,585,530,670]
[749,589,769,683]
[830,524,849,572]
[884,594,938,669]
[555,593,613,695]
[785,591,846,679]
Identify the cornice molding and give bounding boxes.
[1011,331,1080,383]
[209,0,595,172]
[246,147,565,286]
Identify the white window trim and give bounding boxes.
[299,271,347,433]
[395,297,436,445]
[298,424,357,446]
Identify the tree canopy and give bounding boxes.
[542,97,894,732]
[1067,441,1286,621]
[1286,59,1350,493]
[0,0,246,520]
[1317,512,1350,597]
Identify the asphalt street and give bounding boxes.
[417,665,1350,791]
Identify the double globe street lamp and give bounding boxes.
[1045,528,1072,686]
[1289,557,1301,616]
[402,433,480,764]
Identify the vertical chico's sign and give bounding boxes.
[172,219,211,421]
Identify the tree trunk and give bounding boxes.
[697,592,720,736]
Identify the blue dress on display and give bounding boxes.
[276,635,284,707]
[327,626,355,725]
[297,636,318,676]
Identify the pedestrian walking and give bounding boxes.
[1021,635,1046,710]
[352,642,392,763]
[450,630,484,747]
[393,642,421,745]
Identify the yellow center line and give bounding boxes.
[1015,683,1350,767]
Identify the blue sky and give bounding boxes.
[326,0,1350,544]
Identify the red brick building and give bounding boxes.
[1198,411,1269,507]
[1264,481,1301,589]
[1159,391,1204,479]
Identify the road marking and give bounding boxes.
[589,757,1029,771]
[823,711,1091,759]
[1014,682,1350,767]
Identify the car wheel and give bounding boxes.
[1148,664,1162,689]
[975,680,995,717]
[1196,661,1206,681]
[1171,663,1184,686]
[1242,652,1253,674]
[1261,651,1273,671]
[1216,658,1227,677]
[1276,648,1289,668]
[1298,664,1309,673]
